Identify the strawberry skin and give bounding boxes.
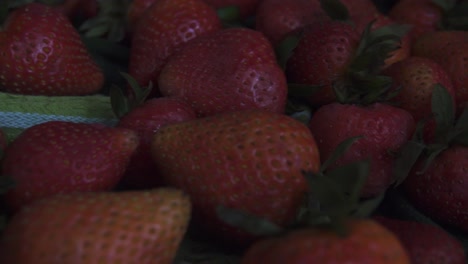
[127,0,158,31]
[2,121,139,211]
[241,219,410,264]
[0,188,191,264]
[159,27,288,117]
[403,145,468,233]
[374,216,467,264]
[117,97,197,189]
[0,3,104,96]
[383,56,455,121]
[309,103,415,198]
[151,110,321,245]
[128,0,222,97]
[285,21,361,106]
[411,30,468,59]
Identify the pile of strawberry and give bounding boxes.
[0,0,468,263]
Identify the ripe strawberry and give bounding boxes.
[383,56,455,121]
[0,188,191,264]
[285,21,361,106]
[411,30,468,59]
[0,3,104,96]
[1,121,139,211]
[285,19,409,106]
[150,110,321,246]
[432,41,468,113]
[254,0,378,47]
[126,0,158,31]
[353,13,411,68]
[240,219,410,264]
[128,0,222,98]
[117,97,197,189]
[403,145,468,233]
[158,27,288,117]
[400,85,468,234]
[388,0,442,38]
[374,216,467,264]
[309,103,415,197]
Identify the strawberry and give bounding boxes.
[400,85,468,234]
[240,219,410,264]
[0,128,6,155]
[309,103,415,198]
[353,13,412,68]
[383,56,455,121]
[150,110,321,246]
[411,30,468,59]
[55,0,100,22]
[374,216,467,264]
[128,0,222,98]
[235,155,410,263]
[0,188,191,264]
[388,0,444,40]
[254,0,378,47]
[285,21,361,106]
[1,121,139,211]
[0,3,104,96]
[116,97,197,189]
[432,41,468,113]
[126,0,158,32]
[158,27,288,117]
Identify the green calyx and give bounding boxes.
[392,84,468,185]
[319,0,350,22]
[433,0,468,30]
[79,0,130,42]
[216,136,384,238]
[335,22,411,105]
[110,72,152,118]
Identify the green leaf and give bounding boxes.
[431,0,457,12]
[275,34,301,70]
[288,83,325,97]
[109,85,129,118]
[120,72,152,105]
[417,143,448,174]
[81,37,130,62]
[216,206,284,236]
[319,0,350,21]
[352,192,385,218]
[326,160,369,202]
[285,99,313,125]
[320,136,363,173]
[432,84,456,140]
[216,6,240,23]
[0,175,15,194]
[392,140,426,186]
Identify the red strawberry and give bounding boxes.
[150,110,321,246]
[254,0,378,47]
[411,30,468,59]
[117,97,197,189]
[1,121,139,211]
[403,145,468,233]
[0,3,104,96]
[126,0,158,31]
[158,27,288,117]
[388,0,445,40]
[0,188,191,264]
[309,103,415,197]
[240,219,410,264]
[383,56,455,121]
[254,0,328,46]
[374,216,467,264]
[353,13,412,68]
[285,20,361,106]
[128,0,222,98]
[432,41,468,113]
